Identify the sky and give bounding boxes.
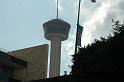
[0,0,124,77]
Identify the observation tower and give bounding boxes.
[43,0,71,77]
[43,19,70,77]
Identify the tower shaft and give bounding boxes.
[49,35,61,77]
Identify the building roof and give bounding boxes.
[0,50,27,69]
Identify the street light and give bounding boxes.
[91,0,96,3]
[75,0,96,53]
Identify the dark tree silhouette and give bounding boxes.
[71,20,124,81]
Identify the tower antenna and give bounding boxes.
[56,0,59,19]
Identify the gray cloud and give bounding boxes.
[81,0,124,46]
[58,0,124,75]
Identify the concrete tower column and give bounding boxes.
[49,35,61,77]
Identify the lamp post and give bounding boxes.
[75,0,96,54]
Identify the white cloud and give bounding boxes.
[61,32,75,61]
[61,30,75,75]
[62,0,124,53]
[80,0,124,46]
[60,0,124,75]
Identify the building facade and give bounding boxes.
[0,50,27,82]
[0,44,48,82]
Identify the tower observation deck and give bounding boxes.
[43,19,71,77]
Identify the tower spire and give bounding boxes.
[56,0,59,19]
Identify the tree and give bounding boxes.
[71,20,124,81]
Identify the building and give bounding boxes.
[0,44,48,82]
[0,50,27,82]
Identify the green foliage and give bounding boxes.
[71,20,124,80]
